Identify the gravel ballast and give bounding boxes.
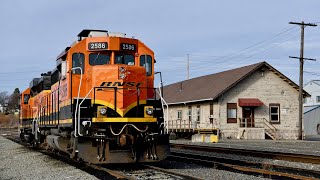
[154,160,271,180]
[171,139,320,156]
[0,136,98,180]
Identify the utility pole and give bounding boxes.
[289,21,317,140]
[187,54,190,80]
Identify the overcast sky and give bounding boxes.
[0,0,320,94]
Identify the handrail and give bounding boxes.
[167,119,218,131]
[31,106,43,141]
[239,118,255,128]
[70,67,83,137]
[156,83,169,134]
[238,118,277,139]
[77,87,95,136]
[263,118,277,131]
[75,84,166,136]
[77,86,141,136]
[31,107,38,135]
[263,122,276,133]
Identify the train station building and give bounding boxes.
[163,61,310,140]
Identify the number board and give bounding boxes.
[120,43,136,51]
[88,42,108,50]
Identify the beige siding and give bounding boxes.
[218,69,299,139]
[167,102,219,130]
[166,69,299,140]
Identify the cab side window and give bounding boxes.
[23,94,30,104]
[72,53,85,74]
[140,55,152,76]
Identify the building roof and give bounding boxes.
[305,80,320,87]
[163,61,310,105]
[304,105,320,114]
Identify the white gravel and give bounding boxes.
[0,136,98,180]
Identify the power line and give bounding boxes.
[304,71,320,76]
[160,26,299,73]
[164,31,300,74]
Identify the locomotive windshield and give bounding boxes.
[115,54,135,65]
[89,53,110,65]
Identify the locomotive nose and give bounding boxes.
[91,65,147,116]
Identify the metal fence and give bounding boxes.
[167,118,219,132]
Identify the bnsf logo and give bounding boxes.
[100,82,143,87]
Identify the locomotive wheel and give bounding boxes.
[31,141,39,149]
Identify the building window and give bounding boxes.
[269,103,280,123]
[210,103,214,124]
[188,106,192,121]
[227,103,237,123]
[303,98,307,104]
[196,105,200,123]
[317,96,320,103]
[177,110,182,119]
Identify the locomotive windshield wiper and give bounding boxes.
[92,53,100,65]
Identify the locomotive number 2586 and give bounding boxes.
[88,42,108,50]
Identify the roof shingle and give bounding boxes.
[162,61,309,105]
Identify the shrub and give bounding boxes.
[0,113,19,128]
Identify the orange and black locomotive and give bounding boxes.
[19,30,169,163]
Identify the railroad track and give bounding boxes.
[3,128,319,179]
[170,143,320,179]
[171,143,320,164]
[0,128,18,136]
[0,129,197,180]
[101,164,198,180]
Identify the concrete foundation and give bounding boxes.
[237,128,265,139]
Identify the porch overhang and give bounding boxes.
[238,98,263,107]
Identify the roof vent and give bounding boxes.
[88,31,109,37]
[108,32,126,38]
[77,29,108,41]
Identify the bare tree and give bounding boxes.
[7,88,20,112]
[0,91,8,105]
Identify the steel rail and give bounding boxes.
[169,153,319,180]
[0,130,135,180]
[142,164,199,180]
[170,144,320,179]
[0,130,197,180]
[90,164,135,180]
[171,143,320,164]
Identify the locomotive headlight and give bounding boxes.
[119,73,126,79]
[146,107,153,115]
[119,67,126,73]
[99,107,107,115]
